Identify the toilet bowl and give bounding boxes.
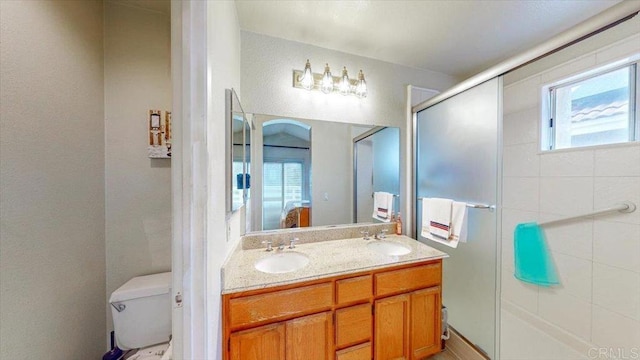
[109,272,172,359]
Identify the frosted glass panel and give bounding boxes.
[416,78,500,358]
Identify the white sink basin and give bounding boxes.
[367,240,412,256]
[254,252,310,274]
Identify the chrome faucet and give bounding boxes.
[289,238,299,249]
[375,229,388,240]
[360,230,370,240]
[261,240,273,252]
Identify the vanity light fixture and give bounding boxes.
[321,63,333,94]
[355,70,367,98]
[338,67,350,96]
[293,60,367,98]
[298,59,314,90]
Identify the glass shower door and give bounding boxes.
[415,78,501,358]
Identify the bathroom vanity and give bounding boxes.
[221,226,448,360]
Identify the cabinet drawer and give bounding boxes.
[335,304,371,348]
[336,275,372,305]
[336,342,371,360]
[374,262,441,297]
[229,282,333,329]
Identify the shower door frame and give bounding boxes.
[411,78,504,359]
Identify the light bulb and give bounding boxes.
[299,59,314,90]
[339,67,350,96]
[355,70,367,98]
[321,63,333,94]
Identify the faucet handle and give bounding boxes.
[360,230,370,240]
[378,229,388,239]
[261,240,273,252]
[289,238,299,249]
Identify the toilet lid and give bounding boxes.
[110,272,172,303]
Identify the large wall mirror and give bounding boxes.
[248,113,400,233]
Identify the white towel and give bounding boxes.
[372,192,394,222]
[421,199,468,248]
[450,201,468,243]
[426,198,453,239]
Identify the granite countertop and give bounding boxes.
[221,235,449,294]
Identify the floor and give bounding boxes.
[431,349,460,360]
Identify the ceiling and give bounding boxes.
[235,0,623,79]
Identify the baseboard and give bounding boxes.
[444,326,490,360]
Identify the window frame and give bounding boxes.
[542,57,640,151]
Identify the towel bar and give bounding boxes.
[417,197,495,211]
[539,201,636,226]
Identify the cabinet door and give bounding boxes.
[410,287,441,359]
[229,323,285,360]
[286,311,333,360]
[335,304,372,349]
[374,294,410,360]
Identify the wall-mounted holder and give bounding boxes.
[148,110,171,158]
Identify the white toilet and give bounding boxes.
[109,272,172,360]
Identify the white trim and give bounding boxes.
[171,1,209,359]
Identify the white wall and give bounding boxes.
[501,15,640,358]
[241,31,457,229]
[311,121,353,226]
[104,1,172,338]
[0,1,106,358]
[206,1,242,359]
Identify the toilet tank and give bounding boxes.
[110,272,172,350]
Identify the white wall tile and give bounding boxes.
[503,107,539,146]
[552,253,592,301]
[593,263,640,320]
[540,214,593,260]
[538,290,592,341]
[504,143,540,177]
[594,221,640,273]
[594,145,640,177]
[540,54,597,84]
[596,33,640,65]
[502,208,539,240]
[540,150,594,177]
[503,177,539,212]
[594,177,640,225]
[592,305,640,352]
[504,76,541,115]
[540,177,594,216]
[500,309,588,360]
[502,270,538,314]
[503,235,515,272]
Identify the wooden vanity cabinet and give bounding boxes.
[222,259,442,360]
[229,323,285,360]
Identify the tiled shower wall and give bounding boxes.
[501,24,640,357]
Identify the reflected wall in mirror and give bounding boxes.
[354,127,400,222]
[226,88,251,214]
[250,114,399,232]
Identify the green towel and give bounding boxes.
[514,223,559,287]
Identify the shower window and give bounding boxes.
[543,57,639,150]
